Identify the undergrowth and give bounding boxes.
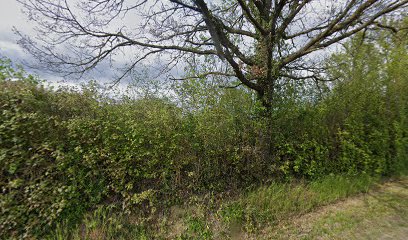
[1,24,408,239]
[47,174,386,239]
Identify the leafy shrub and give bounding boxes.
[1,25,407,238]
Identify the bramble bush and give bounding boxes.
[1,24,407,238]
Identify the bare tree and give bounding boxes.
[16,0,408,107]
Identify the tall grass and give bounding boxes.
[48,174,381,239]
[48,206,150,240]
[219,174,378,232]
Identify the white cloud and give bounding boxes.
[0,0,33,56]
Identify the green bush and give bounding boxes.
[0,24,407,238]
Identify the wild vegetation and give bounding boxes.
[260,178,408,240]
[1,19,408,239]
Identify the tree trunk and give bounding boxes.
[256,87,277,179]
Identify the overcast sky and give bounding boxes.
[0,0,182,94]
[0,0,32,64]
[0,0,369,92]
[0,0,84,90]
[0,1,336,81]
[0,0,128,90]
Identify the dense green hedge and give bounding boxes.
[1,28,407,238]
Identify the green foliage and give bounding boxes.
[48,206,150,240]
[179,215,213,240]
[324,28,408,176]
[219,174,377,232]
[1,20,408,238]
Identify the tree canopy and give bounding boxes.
[16,0,408,106]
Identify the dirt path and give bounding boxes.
[251,178,408,240]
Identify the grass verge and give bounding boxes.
[256,177,408,239]
[48,173,397,239]
[218,174,378,234]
